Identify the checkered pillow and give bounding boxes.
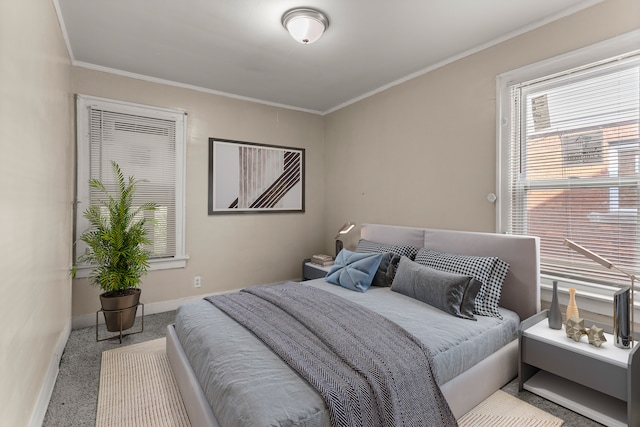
[414,248,510,319]
[356,239,418,260]
[356,239,418,283]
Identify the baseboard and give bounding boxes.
[29,318,72,427]
[71,289,241,330]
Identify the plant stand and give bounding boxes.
[96,303,144,344]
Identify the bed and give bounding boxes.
[166,223,540,426]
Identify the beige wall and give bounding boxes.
[0,1,74,426]
[71,69,326,318]
[323,0,640,253]
[70,0,640,317]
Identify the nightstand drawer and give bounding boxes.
[302,260,332,280]
[522,333,627,401]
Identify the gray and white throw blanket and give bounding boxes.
[206,282,457,427]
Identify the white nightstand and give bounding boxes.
[302,259,333,280]
[519,310,640,427]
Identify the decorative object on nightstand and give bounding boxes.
[311,254,334,266]
[565,317,585,342]
[334,221,355,256]
[587,325,607,348]
[564,238,635,349]
[566,287,580,323]
[614,287,632,349]
[548,280,563,329]
[564,317,607,347]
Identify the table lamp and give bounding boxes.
[564,239,634,349]
[335,222,355,256]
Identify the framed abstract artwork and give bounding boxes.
[208,138,305,214]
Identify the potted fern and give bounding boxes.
[74,161,156,332]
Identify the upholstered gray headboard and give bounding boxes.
[360,223,540,320]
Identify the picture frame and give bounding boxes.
[208,138,305,214]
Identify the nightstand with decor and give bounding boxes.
[519,310,640,427]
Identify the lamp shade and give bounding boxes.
[282,8,329,44]
[336,221,355,238]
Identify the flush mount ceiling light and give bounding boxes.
[282,8,329,44]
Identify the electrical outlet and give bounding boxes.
[194,276,201,288]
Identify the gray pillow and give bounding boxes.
[414,248,510,319]
[391,257,477,320]
[460,278,482,320]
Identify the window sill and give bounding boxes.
[72,256,189,279]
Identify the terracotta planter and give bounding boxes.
[100,289,141,332]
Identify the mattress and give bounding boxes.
[174,279,520,427]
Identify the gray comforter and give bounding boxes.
[174,279,519,427]
[206,282,457,427]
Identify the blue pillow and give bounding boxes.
[326,250,383,292]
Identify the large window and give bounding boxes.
[498,32,640,300]
[75,95,187,275]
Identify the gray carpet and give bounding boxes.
[43,310,602,426]
[43,311,175,427]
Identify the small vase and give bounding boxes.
[613,287,631,349]
[548,281,563,329]
[566,287,579,322]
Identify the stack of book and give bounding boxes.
[310,254,334,266]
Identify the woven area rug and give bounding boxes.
[459,390,564,427]
[96,338,190,427]
[97,338,563,427]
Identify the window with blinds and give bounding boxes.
[75,95,186,272]
[501,53,640,288]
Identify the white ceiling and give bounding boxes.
[54,0,602,115]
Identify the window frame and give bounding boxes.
[74,94,188,277]
[496,30,640,318]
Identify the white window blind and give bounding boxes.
[76,95,186,271]
[503,54,640,287]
